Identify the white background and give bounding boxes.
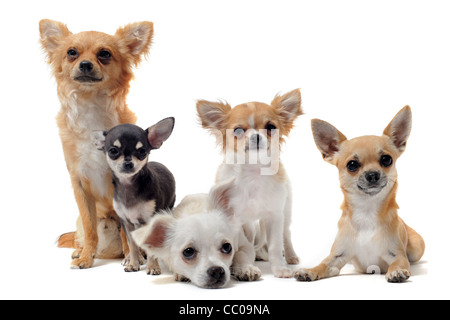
[0,0,449,300]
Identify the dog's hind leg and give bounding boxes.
[405,223,425,263]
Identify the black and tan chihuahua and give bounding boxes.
[93,118,176,273]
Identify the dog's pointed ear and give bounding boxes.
[196,100,231,132]
[146,117,175,150]
[383,106,412,154]
[311,119,347,163]
[91,131,107,151]
[208,177,235,219]
[271,89,303,135]
[115,21,153,66]
[132,213,175,249]
[39,19,71,57]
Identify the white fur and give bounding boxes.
[80,146,110,198]
[114,199,156,226]
[349,192,383,230]
[62,91,121,198]
[218,164,287,224]
[196,90,301,280]
[132,185,236,289]
[168,206,235,288]
[217,162,297,279]
[248,114,255,129]
[114,140,122,148]
[62,91,119,134]
[346,185,394,273]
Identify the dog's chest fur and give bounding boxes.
[112,168,160,226]
[114,198,156,226]
[220,164,287,223]
[349,194,386,271]
[62,93,121,197]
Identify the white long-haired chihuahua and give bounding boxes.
[196,89,303,280]
[132,178,236,289]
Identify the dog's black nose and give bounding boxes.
[207,266,225,281]
[79,61,94,74]
[365,171,380,183]
[250,133,262,147]
[123,161,134,170]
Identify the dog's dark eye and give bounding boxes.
[234,127,245,138]
[265,123,277,136]
[183,247,197,260]
[136,148,147,160]
[108,147,120,159]
[98,50,112,61]
[221,243,232,255]
[380,155,393,167]
[67,48,79,60]
[346,160,361,172]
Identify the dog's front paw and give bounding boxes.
[146,259,161,275]
[232,264,262,281]
[71,257,94,269]
[272,265,293,278]
[175,274,191,282]
[147,267,161,275]
[122,254,145,272]
[124,263,140,272]
[294,268,320,281]
[386,268,410,283]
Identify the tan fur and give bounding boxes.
[197,89,303,151]
[296,106,425,282]
[40,20,153,268]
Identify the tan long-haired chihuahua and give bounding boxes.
[295,106,425,282]
[40,19,153,269]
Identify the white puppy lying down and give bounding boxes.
[132,179,236,289]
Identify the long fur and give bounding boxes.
[196,89,302,280]
[40,20,153,268]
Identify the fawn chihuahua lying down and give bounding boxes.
[295,106,425,283]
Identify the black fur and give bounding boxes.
[112,161,176,214]
[103,122,176,226]
[96,120,176,272]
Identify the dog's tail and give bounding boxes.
[57,232,77,249]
